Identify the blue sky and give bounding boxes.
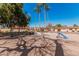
[23,3,79,27]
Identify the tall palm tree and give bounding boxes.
[34,4,41,31]
[42,3,50,27]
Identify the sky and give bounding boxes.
[23,3,79,27]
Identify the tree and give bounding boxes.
[73,24,78,27]
[34,4,41,30]
[0,3,31,32]
[73,24,78,31]
[46,23,52,30]
[34,3,50,31]
[0,4,13,25]
[14,4,30,27]
[55,24,62,32]
[42,3,50,27]
[55,24,62,27]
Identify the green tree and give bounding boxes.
[55,24,62,27]
[73,24,78,31]
[0,3,31,32]
[73,24,78,27]
[55,24,62,32]
[0,4,13,25]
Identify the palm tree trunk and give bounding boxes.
[44,9,46,28]
[38,13,40,31]
[34,15,36,32]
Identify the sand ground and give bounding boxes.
[0,32,79,56]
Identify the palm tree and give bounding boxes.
[34,4,41,31]
[42,3,50,27]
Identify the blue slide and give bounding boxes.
[58,32,69,39]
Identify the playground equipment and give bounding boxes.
[57,32,69,39]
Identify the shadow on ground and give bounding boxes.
[54,40,64,56]
[0,35,64,56]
